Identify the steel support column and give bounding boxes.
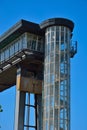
[14,89,25,130]
[35,94,42,130]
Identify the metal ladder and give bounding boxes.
[24,93,37,130]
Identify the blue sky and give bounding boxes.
[0,0,87,130]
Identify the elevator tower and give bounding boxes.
[40,18,77,130]
[0,18,77,130]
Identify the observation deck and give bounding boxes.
[0,20,44,92]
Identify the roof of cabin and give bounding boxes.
[0,19,43,49]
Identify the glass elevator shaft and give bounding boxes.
[43,26,71,130]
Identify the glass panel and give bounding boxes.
[50,124,53,130]
[60,43,64,51]
[50,74,55,84]
[46,121,48,130]
[61,31,64,42]
[47,55,50,62]
[51,42,54,52]
[65,32,68,43]
[14,41,19,53]
[54,109,58,128]
[49,120,54,130]
[51,32,55,41]
[50,109,53,118]
[56,42,59,53]
[22,36,27,48]
[28,40,32,49]
[55,86,59,106]
[31,40,36,50]
[19,38,23,50]
[50,63,54,73]
[50,53,54,62]
[47,64,50,73]
[48,42,50,54]
[5,48,9,60]
[37,42,41,51]
[48,33,50,42]
[10,44,14,57]
[50,85,53,95]
[56,31,59,41]
[51,26,55,31]
[61,26,64,31]
[50,96,54,107]
[29,107,35,126]
[1,51,4,62]
[47,74,50,84]
[56,26,59,31]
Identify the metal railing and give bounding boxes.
[70,41,77,58]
